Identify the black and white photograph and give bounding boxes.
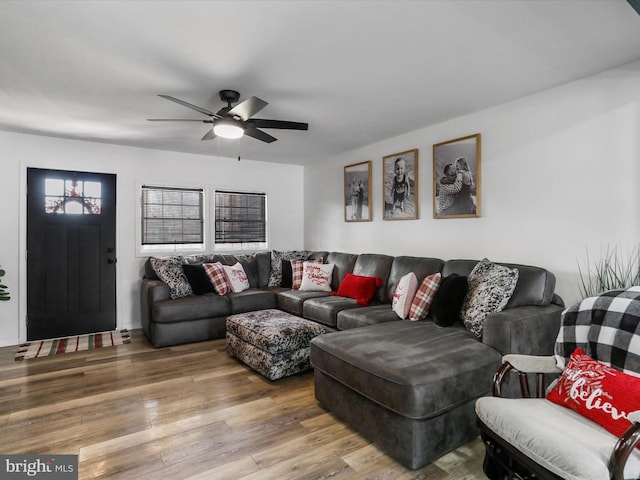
[383,149,418,221]
[344,161,372,222]
[433,134,481,219]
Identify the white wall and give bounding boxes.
[304,61,640,308]
[0,133,304,346]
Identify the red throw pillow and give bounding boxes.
[332,273,383,306]
[547,347,640,439]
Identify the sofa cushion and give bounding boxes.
[310,321,502,419]
[152,294,230,323]
[442,259,555,307]
[325,252,358,290]
[408,272,442,321]
[182,264,215,295]
[303,296,361,328]
[461,259,519,337]
[277,289,332,316]
[476,397,640,480]
[430,274,468,327]
[228,288,278,314]
[351,253,394,303]
[336,304,401,330]
[385,256,444,302]
[150,256,192,299]
[333,273,383,306]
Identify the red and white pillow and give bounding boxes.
[408,272,442,321]
[299,262,334,292]
[291,258,323,290]
[547,347,640,439]
[392,272,419,319]
[203,262,231,295]
[222,262,250,293]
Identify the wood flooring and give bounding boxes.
[0,330,487,479]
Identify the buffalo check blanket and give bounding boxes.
[555,286,640,376]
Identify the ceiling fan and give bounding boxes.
[148,89,308,143]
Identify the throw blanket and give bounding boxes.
[555,286,640,376]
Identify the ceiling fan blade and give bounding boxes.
[244,126,277,143]
[147,118,213,122]
[249,119,308,130]
[201,128,217,141]
[227,96,268,121]
[158,95,221,118]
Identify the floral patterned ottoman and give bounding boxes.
[226,309,328,381]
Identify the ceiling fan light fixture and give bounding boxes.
[213,118,245,139]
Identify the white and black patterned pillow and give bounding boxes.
[150,256,193,299]
[267,250,310,287]
[461,258,519,337]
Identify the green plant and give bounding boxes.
[578,245,640,299]
[0,265,10,301]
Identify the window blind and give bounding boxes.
[141,185,204,245]
[215,190,266,244]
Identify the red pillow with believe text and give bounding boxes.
[546,347,640,439]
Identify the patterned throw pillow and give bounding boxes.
[392,272,419,319]
[268,250,310,287]
[203,262,231,295]
[547,347,640,440]
[461,258,519,337]
[291,258,323,290]
[222,262,250,293]
[299,262,334,292]
[149,256,193,299]
[408,272,443,321]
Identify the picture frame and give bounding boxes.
[344,161,372,222]
[383,149,418,220]
[433,134,481,219]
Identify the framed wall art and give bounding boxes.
[383,149,418,220]
[433,134,481,219]
[344,161,372,222]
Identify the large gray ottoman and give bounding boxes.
[226,309,328,381]
[310,320,502,469]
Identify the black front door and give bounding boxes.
[26,168,117,340]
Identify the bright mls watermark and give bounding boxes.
[0,455,78,479]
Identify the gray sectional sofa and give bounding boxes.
[140,250,565,469]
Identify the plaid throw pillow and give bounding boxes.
[409,272,442,321]
[203,262,231,295]
[291,258,322,290]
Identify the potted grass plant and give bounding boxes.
[578,245,640,299]
[0,264,10,301]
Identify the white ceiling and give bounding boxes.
[2,0,640,166]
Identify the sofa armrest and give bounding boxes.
[482,303,563,356]
[140,279,170,336]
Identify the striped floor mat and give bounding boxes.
[15,330,131,361]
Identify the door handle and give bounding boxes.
[107,258,117,264]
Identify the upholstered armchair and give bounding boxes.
[476,287,640,480]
